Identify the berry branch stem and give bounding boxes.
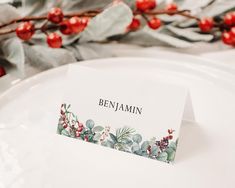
[0,9,200,35]
[0,10,101,29]
[134,9,200,21]
[0,0,234,49]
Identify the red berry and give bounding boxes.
[230,27,235,38]
[148,17,161,30]
[63,124,68,129]
[0,66,6,77]
[136,0,157,12]
[222,31,234,45]
[224,12,235,26]
[69,16,82,33]
[16,22,35,41]
[198,18,214,33]
[168,129,173,134]
[84,135,89,142]
[76,131,80,137]
[147,145,151,154]
[77,126,83,132]
[166,3,178,12]
[127,18,141,31]
[80,17,89,31]
[47,32,62,48]
[168,135,173,140]
[60,19,73,35]
[78,123,84,128]
[47,7,64,23]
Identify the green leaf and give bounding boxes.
[75,43,113,60]
[23,44,76,72]
[169,141,177,151]
[57,124,64,134]
[105,140,115,148]
[93,133,102,141]
[167,26,213,42]
[116,127,135,142]
[61,129,70,137]
[80,2,132,42]
[62,0,112,13]
[92,126,104,132]
[132,134,142,143]
[143,27,192,48]
[109,133,117,143]
[21,0,56,16]
[151,145,159,156]
[86,119,95,129]
[199,0,235,17]
[131,143,140,153]
[141,141,150,151]
[166,148,176,162]
[122,138,133,146]
[157,152,168,162]
[0,4,21,26]
[0,38,25,76]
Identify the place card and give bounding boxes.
[57,64,190,163]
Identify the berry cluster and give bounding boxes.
[146,129,175,155]
[221,12,235,46]
[16,7,90,48]
[155,129,174,151]
[10,0,235,49]
[128,0,178,31]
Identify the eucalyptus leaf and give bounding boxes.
[169,141,177,150]
[156,152,168,162]
[80,2,132,42]
[131,143,140,153]
[109,133,117,143]
[141,141,150,151]
[61,129,70,137]
[23,44,76,72]
[199,0,235,17]
[0,4,21,41]
[0,38,24,76]
[93,126,104,132]
[93,133,102,141]
[0,4,21,25]
[167,25,213,41]
[165,148,176,162]
[151,145,159,156]
[62,0,112,13]
[122,138,133,146]
[86,119,95,129]
[120,29,164,46]
[20,0,58,16]
[57,124,64,134]
[106,140,115,148]
[180,0,235,27]
[75,43,113,60]
[179,0,213,11]
[143,27,192,48]
[132,134,142,144]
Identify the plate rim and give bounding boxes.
[1,57,235,101]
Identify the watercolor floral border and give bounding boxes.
[57,103,178,163]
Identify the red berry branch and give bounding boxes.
[0,0,235,49]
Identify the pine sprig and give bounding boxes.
[116,127,135,142]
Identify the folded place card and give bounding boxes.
[57,64,190,163]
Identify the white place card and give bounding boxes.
[57,64,190,163]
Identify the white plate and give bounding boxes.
[0,57,235,188]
